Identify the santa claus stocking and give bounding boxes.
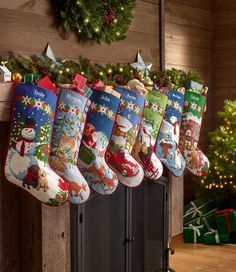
[78,89,120,195]
[50,87,91,204]
[106,87,145,187]
[4,83,69,205]
[155,89,186,176]
[132,90,167,180]
[179,88,209,176]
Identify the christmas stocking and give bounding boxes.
[179,87,209,176]
[4,83,69,205]
[50,87,91,204]
[106,87,145,187]
[132,90,167,180]
[78,89,120,195]
[155,89,186,176]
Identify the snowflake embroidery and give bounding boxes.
[23,96,31,105]
[173,102,179,110]
[134,105,140,114]
[90,102,97,110]
[100,105,107,114]
[167,99,172,106]
[44,104,51,114]
[35,99,43,110]
[58,102,66,111]
[184,101,189,107]
[145,100,149,107]
[127,102,134,110]
[107,109,114,118]
[152,103,159,111]
[69,107,76,114]
[191,102,197,110]
[120,99,125,106]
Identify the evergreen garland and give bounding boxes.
[0,53,201,88]
[55,0,136,43]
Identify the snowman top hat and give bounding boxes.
[24,118,36,129]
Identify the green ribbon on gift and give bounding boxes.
[204,229,220,244]
[184,224,204,243]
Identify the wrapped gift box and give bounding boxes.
[24,74,40,84]
[185,208,217,231]
[203,229,220,245]
[184,197,213,226]
[183,224,207,243]
[215,209,236,243]
[185,80,203,94]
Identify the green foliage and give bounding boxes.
[10,119,25,147]
[34,120,51,163]
[55,0,136,43]
[0,53,201,86]
[199,100,236,208]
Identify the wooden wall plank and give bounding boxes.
[166,1,211,30]
[166,23,211,49]
[0,123,21,272]
[42,204,70,272]
[166,43,211,68]
[0,3,160,65]
[213,0,236,11]
[168,0,212,10]
[213,10,236,30]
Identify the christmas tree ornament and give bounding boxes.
[12,72,23,82]
[78,89,120,195]
[132,90,167,180]
[4,83,69,205]
[106,87,145,187]
[50,87,91,204]
[155,89,186,176]
[179,87,210,176]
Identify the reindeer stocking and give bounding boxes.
[132,90,167,180]
[155,89,186,176]
[106,87,145,187]
[50,87,91,204]
[78,89,120,195]
[179,86,209,176]
[4,82,69,205]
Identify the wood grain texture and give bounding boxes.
[0,0,160,67]
[42,204,70,272]
[212,1,236,128]
[0,122,21,272]
[169,174,183,236]
[166,1,211,30]
[170,235,236,272]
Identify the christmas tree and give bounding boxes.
[34,120,51,163]
[10,119,25,147]
[200,100,236,208]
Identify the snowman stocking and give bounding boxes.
[155,89,186,176]
[106,87,145,187]
[132,90,167,180]
[50,88,91,204]
[78,89,120,195]
[179,89,209,176]
[4,83,69,205]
